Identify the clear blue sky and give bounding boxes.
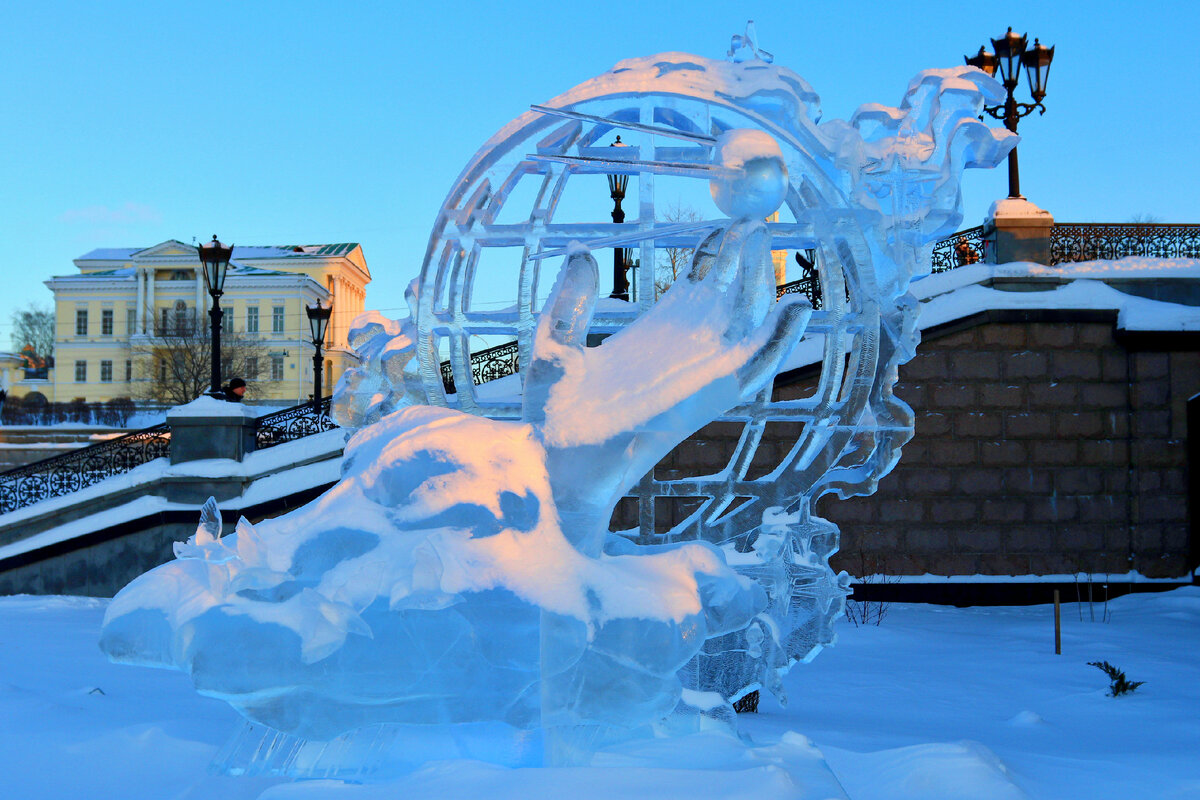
[1,0,1196,348]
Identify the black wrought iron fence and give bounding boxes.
[776,273,822,309]
[254,397,339,450]
[931,225,987,272]
[440,340,521,394]
[0,424,170,514]
[1050,223,1200,265]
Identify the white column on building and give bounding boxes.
[146,268,156,333]
[135,269,145,333]
[332,275,342,347]
[195,267,204,327]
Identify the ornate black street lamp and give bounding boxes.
[197,235,233,398]
[305,300,332,411]
[607,135,630,300]
[966,28,1055,198]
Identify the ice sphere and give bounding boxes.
[709,129,788,221]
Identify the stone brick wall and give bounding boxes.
[811,313,1197,579]
[613,311,1197,581]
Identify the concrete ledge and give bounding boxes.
[852,579,1193,608]
[0,480,337,596]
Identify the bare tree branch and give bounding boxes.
[656,202,701,299]
[129,313,269,405]
[11,304,54,365]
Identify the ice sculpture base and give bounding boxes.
[212,720,546,780]
[213,723,849,799]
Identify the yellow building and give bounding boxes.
[38,240,370,405]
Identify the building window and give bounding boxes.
[272,305,285,334]
[271,355,284,381]
[100,360,113,382]
[127,307,138,335]
[74,360,87,382]
[246,306,259,333]
[173,300,189,334]
[125,359,132,382]
[75,309,88,336]
[222,308,233,333]
[160,307,169,333]
[246,357,258,379]
[159,359,167,382]
[101,309,113,336]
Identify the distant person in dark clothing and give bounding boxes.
[223,377,246,403]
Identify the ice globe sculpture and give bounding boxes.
[101,30,1014,777]
[333,46,1015,703]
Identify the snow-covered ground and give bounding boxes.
[2,588,1197,799]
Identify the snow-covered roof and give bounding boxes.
[74,242,360,263]
[253,243,360,258]
[228,264,293,277]
[49,263,303,282]
[76,247,140,260]
[47,267,138,282]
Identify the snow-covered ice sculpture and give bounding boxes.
[101,28,1014,774]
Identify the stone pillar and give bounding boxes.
[166,396,257,465]
[986,198,1054,266]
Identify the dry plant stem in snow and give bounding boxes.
[844,549,896,627]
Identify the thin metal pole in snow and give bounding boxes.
[1054,589,1062,655]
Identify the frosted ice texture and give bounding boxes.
[101,40,1014,771]
[329,280,426,431]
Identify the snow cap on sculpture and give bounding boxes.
[710,129,788,220]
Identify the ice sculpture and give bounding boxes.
[332,45,1014,705]
[101,30,1014,774]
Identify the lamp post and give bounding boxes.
[607,135,630,300]
[966,28,1055,198]
[197,235,233,398]
[305,301,332,411]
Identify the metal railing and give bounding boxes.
[1050,223,1200,265]
[254,397,339,450]
[776,272,822,309]
[0,423,170,514]
[931,225,987,272]
[440,340,521,394]
[0,398,342,515]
